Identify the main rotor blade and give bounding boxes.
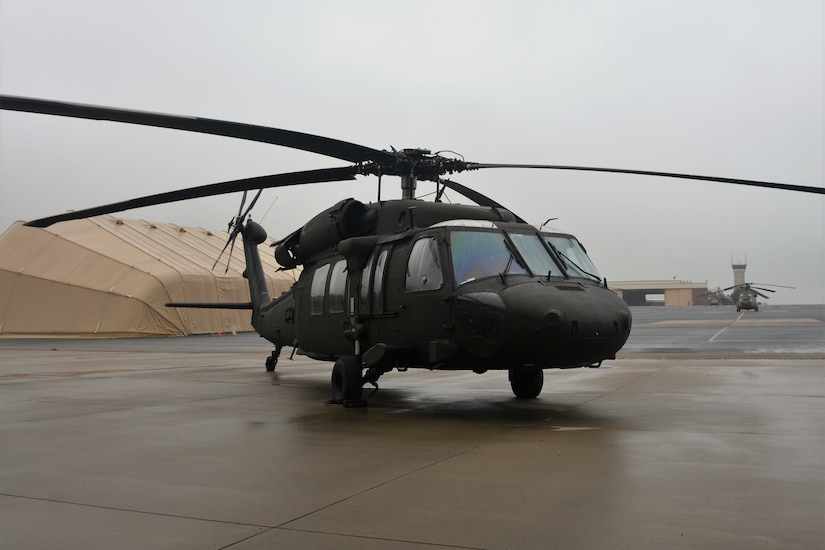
[467,163,825,195]
[1,95,393,164]
[25,166,359,227]
[439,178,526,223]
[751,283,796,289]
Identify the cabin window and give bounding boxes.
[450,230,526,286]
[406,237,443,292]
[509,233,562,278]
[359,254,373,313]
[310,263,330,316]
[372,249,389,313]
[328,259,347,314]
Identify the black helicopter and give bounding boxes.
[2,96,823,404]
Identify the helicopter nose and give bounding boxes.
[452,291,507,359]
[500,281,631,367]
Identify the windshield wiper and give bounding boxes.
[499,238,524,283]
[559,250,601,283]
[548,244,601,283]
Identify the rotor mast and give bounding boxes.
[401,174,418,199]
[395,148,431,200]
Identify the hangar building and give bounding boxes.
[610,280,710,306]
[0,215,296,337]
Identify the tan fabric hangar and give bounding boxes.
[0,215,297,337]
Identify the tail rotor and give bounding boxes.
[213,189,263,272]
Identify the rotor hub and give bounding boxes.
[358,150,469,183]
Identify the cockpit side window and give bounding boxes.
[544,234,602,282]
[450,230,527,286]
[405,237,443,292]
[359,248,392,314]
[310,263,331,316]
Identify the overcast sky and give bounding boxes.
[1,0,822,304]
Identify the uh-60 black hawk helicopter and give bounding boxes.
[3,96,823,405]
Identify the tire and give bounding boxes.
[509,368,544,399]
[331,356,363,403]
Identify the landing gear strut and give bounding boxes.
[265,345,282,372]
[362,367,384,397]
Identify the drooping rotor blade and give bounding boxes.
[751,283,796,289]
[439,178,526,223]
[723,282,795,293]
[25,166,359,227]
[0,95,393,164]
[466,163,825,195]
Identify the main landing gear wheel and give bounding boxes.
[331,356,364,404]
[509,368,544,399]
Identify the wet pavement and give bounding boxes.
[619,304,825,356]
[1,305,823,549]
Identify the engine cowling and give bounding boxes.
[274,198,376,268]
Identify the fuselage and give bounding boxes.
[737,292,758,311]
[250,205,631,373]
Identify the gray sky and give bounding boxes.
[1,0,823,304]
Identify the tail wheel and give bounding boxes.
[509,368,544,398]
[331,356,363,403]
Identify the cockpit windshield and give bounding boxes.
[543,234,602,282]
[446,225,602,286]
[450,230,527,285]
[509,233,563,278]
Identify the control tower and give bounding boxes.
[732,259,747,287]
